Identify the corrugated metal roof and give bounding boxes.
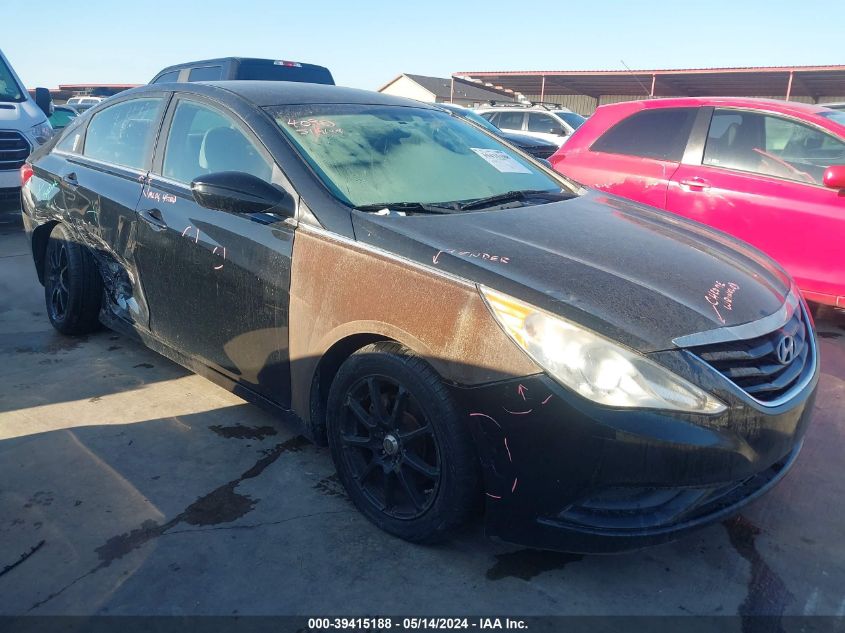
[454,66,845,99]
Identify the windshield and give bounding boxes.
[556,112,586,129]
[0,56,24,102]
[49,108,77,129]
[268,104,567,208]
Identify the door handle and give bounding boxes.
[62,172,78,188]
[679,177,711,191]
[139,207,167,229]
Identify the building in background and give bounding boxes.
[29,84,140,104]
[378,73,516,107]
[454,65,845,115]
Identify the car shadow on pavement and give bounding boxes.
[0,345,843,619]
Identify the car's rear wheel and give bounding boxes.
[44,223,102,335]
[326,341,479,543]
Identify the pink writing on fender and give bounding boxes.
[432,249,511,265]
[705,281,740,324]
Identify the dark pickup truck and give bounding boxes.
[150,57,334,85]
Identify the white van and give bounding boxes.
[0,49,54,207]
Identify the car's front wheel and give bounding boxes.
[326,342,480,543]
[44,223,103,335]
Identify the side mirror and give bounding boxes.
[191,171,295,216]
[34,87,53,117]
[822,165,845,190]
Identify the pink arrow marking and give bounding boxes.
[470,412,501,429]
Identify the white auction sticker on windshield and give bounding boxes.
[470,148,532,174]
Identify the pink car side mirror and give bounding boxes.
[823,165,845,190]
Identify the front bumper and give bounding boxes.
[453,352,817,553]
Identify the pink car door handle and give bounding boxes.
[679,177,711,191]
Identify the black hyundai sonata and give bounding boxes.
[20,81,817,552]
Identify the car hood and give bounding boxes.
[351,190,792,353]
[0,99,46,127]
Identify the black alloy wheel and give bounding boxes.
[326,342,480,543]
[339,374,441,520]
[47,239,70,322]
[44,223,103,335]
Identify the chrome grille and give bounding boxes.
[691,308,812,403]
[0,130,30,171]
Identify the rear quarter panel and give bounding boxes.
[551,104,679,209]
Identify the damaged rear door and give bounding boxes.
[58,94,169,326]
[132,95,295,405]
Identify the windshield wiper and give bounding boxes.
[458,189,574,211]
[354,202,457,215]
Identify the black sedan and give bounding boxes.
[437,102,559,160]
[20,81,817,552]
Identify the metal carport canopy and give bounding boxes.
[453,66,845,101]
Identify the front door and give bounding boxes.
[133,96,296,405]
[667,107,845,304]
[526,112,568,146]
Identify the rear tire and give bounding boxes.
[44,223,102,335]
[326,342,479,543]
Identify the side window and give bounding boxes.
[161,100,272,184]
[496,112,524,130]
[187,66,222,82]
[56,120,84,154]
[481,112,499,126]
[153,70,180,84]
[527,113,564,135]
[591,108,697,161]
[703,109,845,185]
[82,98,163,169]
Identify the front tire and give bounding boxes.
[44,223,103,335]
[326,342,479,543]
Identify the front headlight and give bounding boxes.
[27,121,55,146]
[481,287,726,414]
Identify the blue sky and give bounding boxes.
[2,0,841,90]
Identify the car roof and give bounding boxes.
[155,57,329,72]
[598,96,836,119]
[477,104,573,113]
[119,80,442,110]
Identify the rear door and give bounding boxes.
[564,107,698,208]
[57,94,168,327]
[133,95,296,405]
[667,107,845,303]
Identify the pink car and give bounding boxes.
[551,97,845,308]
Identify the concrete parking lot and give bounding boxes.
[1,208,844,620]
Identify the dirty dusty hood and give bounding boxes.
[351,190,792,353]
